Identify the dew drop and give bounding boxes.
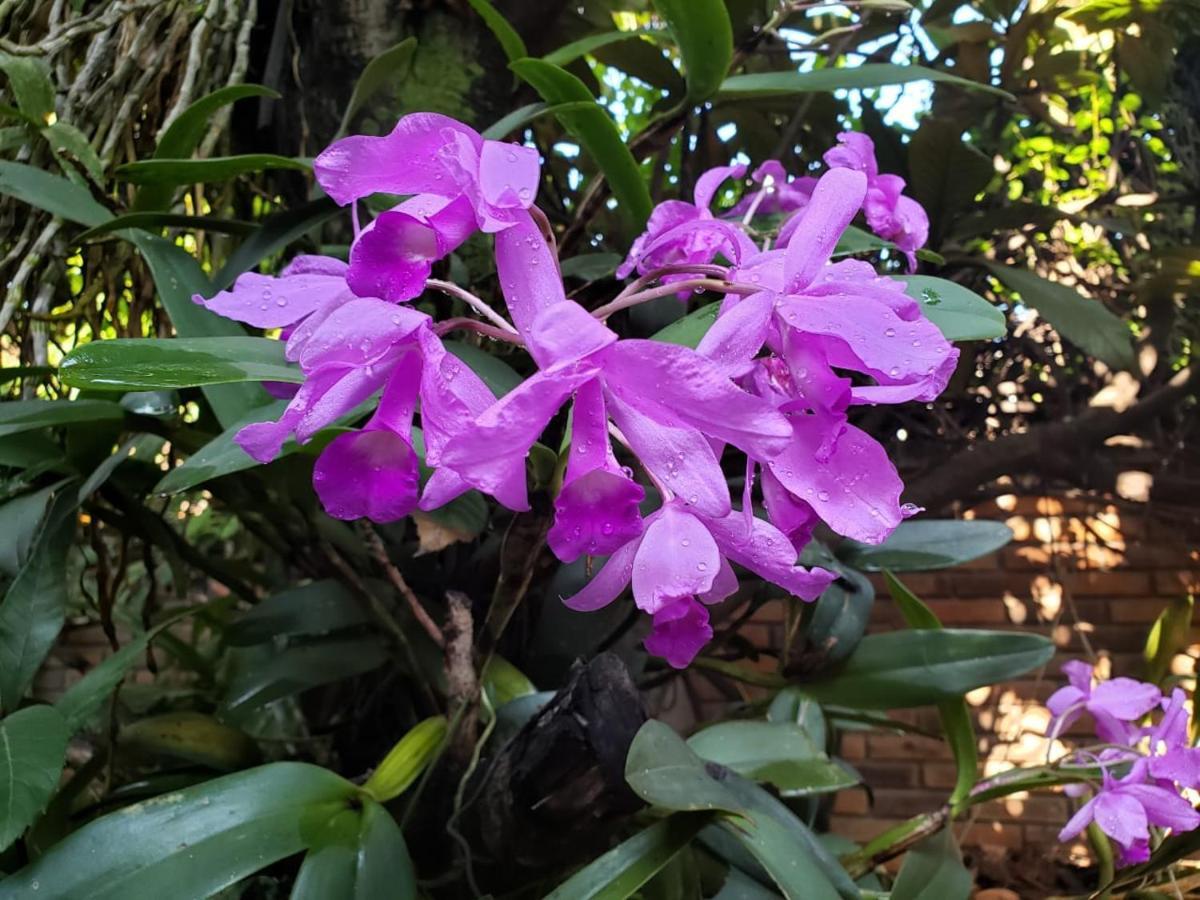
[888,366,901,377]
[697,562,707,572]
[681,539,690,547]
[884,327,895,337]
[602,523,614,535]
[817,490,830,501]
[688,494,698,505]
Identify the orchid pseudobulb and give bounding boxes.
[194,112,957,668]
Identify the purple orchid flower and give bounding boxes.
[561,501,834,668]
[617,163,759,293]
[726,160,817,221]
[694,168,956,544]
[314,113,541,303]
[1058,758,1200,864]
[1047,660,1163,744]
[821,131,929,270]
[1148,688,1200,788]
[440,300,795,522]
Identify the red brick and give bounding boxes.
[923,599,1012,626]
[871,789,943,818]
[1107,599,1170,625]
[922,763,960,789]
[960,821,1024,849]
[1154,570,1200,596]
[866,734,952,761]
[941,572,1028,599]
[855,761,919,788]
[1064,571,1152,597]
[840,733,867,759]
[832,790,869,815]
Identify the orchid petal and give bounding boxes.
[313,428,420,522]
[644,597,713,669]
[561,539,638,612]
[707,511,834,601]
[631,505,719,614]
[693,163,746,211]
[495,208,566,335]
[783,168,867,292]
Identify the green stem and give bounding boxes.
[841,808,949,879]
[1088,822,1115,898]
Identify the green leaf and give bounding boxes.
[44,121,104,183]
[291,801,417,900]
[154,400,286,493]
[482,102,549,139]
[226,580,369,646]
[544,31,661,67]
[0,486,78,712]
[833,222,894,256]
[481,655,537,710]
[118,712,261,772]
[687,721,858,796]
[338,38,417,136]
[982,263,1135,370]
[222,637,389,713]
[0,762,357,900]
[838,519,1013,572]
[561,252,622,281]
[800,629,1054,709]
[363,716,447,802]
[0,705,70,852]
[651,302,719,348]
[127,233,270,426]
[0,398,122,439]
[0,52,55,122]
[55,637,150,730]
[0,364,53,386]
[117,153,310,186]
[465,0,527,62]
[713,774,849,900]
[719,64,1012,99]
[545,814,711,900]
[889,828,972,900]
[766,687,827,749]
[1144,595,1194,684]
[896,275,1006,342]
[0,159,111,226]
[907,120,995,245]
[625,720,743,813]
[0,482,61,577]
[651,0,732,102]
[212,197,341,289]
[60,337,301,391]
[510,58,653,227]
[886,573,978,807]
[76,212,258,243]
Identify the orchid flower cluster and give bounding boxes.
[1047,660,1200,865]
[194,113,956,668]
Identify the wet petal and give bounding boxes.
[495,208,566,336]
[346,211,441,303]
[478,140,540,209]
[693,163,747,211]
[631,505,719,614]
[313,428,420,522]
[1093,791,1149,849]
[760,468,819,552]
[1057,795,1097,842]
[823,132,879,177]
[698,556,738,605]
[561,539,638,612]
[196,270,349,329]
[644,597,712,669]
[783,167,867,292]
[297,361,394,443]
[1090,678,1162,721]
[297,299,428,371]
[524,300,617,369]
[707,511,834,601]
[696,292,775,375]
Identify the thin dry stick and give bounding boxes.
[358,522,445,648]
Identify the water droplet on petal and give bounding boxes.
[884,327,895,337]
[697,562,707,572]
[817,490,830,501]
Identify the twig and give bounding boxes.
[591,277,759,319]
[357,522,444,648]
[426,278,519,334]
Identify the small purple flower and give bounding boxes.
[1058,758,1200,862]
[1047,660,1162,744]
[821,131,929,270]
[315,113,541,303]
[726,160,817,220]
[618,164,759,290]
[562,501,834,668]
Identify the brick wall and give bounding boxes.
[678,494,1200,860]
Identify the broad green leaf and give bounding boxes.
[338,38,417,136]
[0,705,69,852]
[126,233,270,426]
[688,721,858,796]
[0,52,54,122]
[60,336,301,391]
[119,712,261,772]
[0,762,357,900]
[651,302,719,348]
[481,655,537,710]
[226,580,369,646]
[155,400,289,493]
[800,629,1054,709]
[482,102,549,139]
[117,153,309,186]
[719,64,1012,99]
[0,364,54,386]
[625,720,743,813]
[652,0,732,102]
[886,573,978,807]
[0,159,111,226]
[0,486,78,712]
[545,814,711,900]
[55,632,153,729]
[0,431,62,469]
[363,716,447,802]
[0,398,122,439]
[222,636,389,712]
[0,482,60,576]
[291,801,417,900]
[212,197,341,290]
[889,828,972,900]
[135,84,280,211]
[1144,595,1194,684]
[838,519,1013,572]
[766,687,827,749]
[797,567,875,668]
[714,775,850,900]
[561,252,622,281]
[833,223,894,256]
[444,340,522,397]
[465,0,527,62]
[77,212,257,243]
[983,263,1135,370]
[44,121,104,183]
[544,31,662,67]
[510,58,652,227]
[897,275,1006,342]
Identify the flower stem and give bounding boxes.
[427,278,519,334]
[433,316,524,344]
[1088,821,1115,897]
[592,277,761,320]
